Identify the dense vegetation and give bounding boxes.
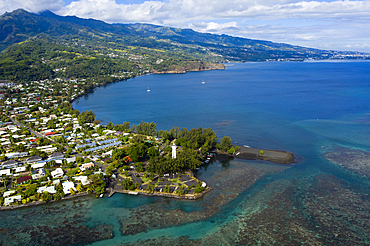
[0,9,365,83]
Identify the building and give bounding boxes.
[31,162,46,169]
[1,160,19,169]
[81,162,94,170]
[73,176,90,186]
[37,186,56,194]
[3,190,16,197]
[14,166,26,173]
[48,152,64,160]
[4,195,22,206]
[16,176,32,185]
[26,155,43,164]
[0,169,11,176]
[39,168,46,177]
[62,181,76,194]
[51,168,64,179]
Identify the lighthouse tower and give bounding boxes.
[171,143,177,159]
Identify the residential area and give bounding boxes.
[0,77,214,208]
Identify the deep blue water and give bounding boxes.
[1,61,370,245]
[74,61,370,152]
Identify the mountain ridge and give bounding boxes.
[1,8,360,59]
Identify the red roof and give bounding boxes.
[45,132,55,136]
[30,139,37,142]
[16,176,32,184]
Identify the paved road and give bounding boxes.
[7,116,54,142]
[6,115,71,152]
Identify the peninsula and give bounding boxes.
[0,9,304,209]
[231,146,296,164]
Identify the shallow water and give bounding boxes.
[1,61,370,245]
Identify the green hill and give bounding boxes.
[0,9,367,83]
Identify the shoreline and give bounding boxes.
[70,66,224,104]
[3,66,296,212]
[108,186,212,200]
[0,192,92,211]
[221,146,296,165]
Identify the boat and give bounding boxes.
[201,80,205,84]
[147,87,150,92]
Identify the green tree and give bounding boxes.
[148,147,159,159]
[220,136,232,152]
[78,110,95,124]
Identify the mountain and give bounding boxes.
[1,9,366,61]
[0,9,368,83]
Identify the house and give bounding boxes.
[73,176,90,186]
[102,150,113,157]
[4,195,22,206]
[31,162,46,169]
[91,155,100,161]
[1,159,19,168]
[26,155,43,164]
[31,174,39,180]
[155,136,163,141]
[14,166,26,173]
[39,168,46,177]
[3,190,16,197]
[62,181,76,194]
[66,157,75,163]
[16,176,32,185]
[81,162,94,170]
[37,186,56,194]
[51,168,64,179]
[0,169,11,176]
[42,147,58,153]
[48,152,64,160]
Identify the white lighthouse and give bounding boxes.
[171,143,177,159]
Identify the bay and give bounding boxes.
[1,61,370,245]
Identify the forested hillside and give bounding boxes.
[0,9,368,83]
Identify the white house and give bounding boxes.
[4,195,22,206]
[66,157,75,163]
[73,176,90,186]
[3,190,16,197]
[62,181,76,194]
[37,186,56,194]
[51,168,64,179]
[31,162,46,169]
[14,166,26,173]
[0,169,11,176]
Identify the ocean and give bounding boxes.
[1,61,370,245]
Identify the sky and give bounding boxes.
[1,0,370,52]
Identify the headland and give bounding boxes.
[220,146,296,165]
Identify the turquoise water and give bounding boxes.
[2,61,370,245]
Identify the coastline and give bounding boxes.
[152,65,225,74]
[108,186,212,200]
[70,65,225,104]
[0,192,92,211]
[220,146,296,165]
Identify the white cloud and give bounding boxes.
[57,0,370,24]
[1,0,370,52]
[0,0,64,14]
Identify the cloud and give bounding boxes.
[0,0,370,52]
[56,0,370,23]
[0,0,64,14]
